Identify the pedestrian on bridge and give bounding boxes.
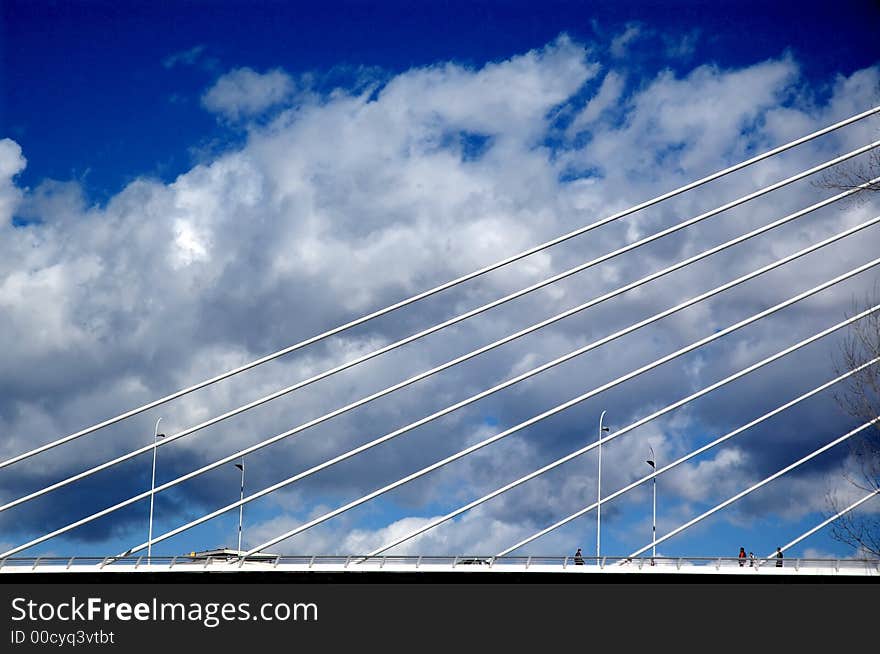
[776,547,784,567]
[574,548,584,565]
[738,547,746,566]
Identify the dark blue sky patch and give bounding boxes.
[459,131,494,162]
[652,141,690,174]
[10,215,38,227]
[2,0,878,204]
[558,165,604,184]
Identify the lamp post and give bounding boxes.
[148,417,165,561]
[646,446,657,561]
[597,410,609,560]
[234,458,244,553]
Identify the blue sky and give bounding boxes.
[4,0,878,202]
[1,1,880,562]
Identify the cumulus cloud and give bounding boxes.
[0,139,26,224]
[2,35,880,559]
[201,67,296,121]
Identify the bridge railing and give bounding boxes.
[2,555,879,573]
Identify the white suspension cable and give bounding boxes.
[236,260,880,559]
[763,488,880,562]
[113,224,879,554]
[493,357,880,557]
[625,418,880,560]
[6,172,874,518]
[0,147,880,512]
[5,228,875,559]
[3,107,877,470]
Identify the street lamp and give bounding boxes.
[234,458,245,553]
[597,410,609,560]
[148,417,165,561]
[646,446,657,561]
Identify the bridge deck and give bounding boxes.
[3,556,878,577]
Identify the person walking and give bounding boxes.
[738,547,746,567]
[748,551,756,567]
[776,547,784,567]
[574,548,584,565]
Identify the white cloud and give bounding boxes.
[610,23,642,58]
[246,507,563,556]
[2,36,880,557]
[801,546,841,559]
[163,45,206,69]
[664,30,700,60]
[0,138,26,225]
[568,71,625,134]
[201,67,296,121]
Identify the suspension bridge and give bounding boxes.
[2,104,880,579]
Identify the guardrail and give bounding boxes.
[1,555,879,574]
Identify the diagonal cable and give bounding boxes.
[147,256,880,557]
[4,167,875,516]
[3,108,878,470]
[492,357,880,557]
[35,237,879,558]
[6,207,880,558]
[233,260,880,558]
[626,418,880,559]
[762,489,880,562]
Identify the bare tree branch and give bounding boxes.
[827,284,880,556]
[816,147,880,198]
[820,103,880,554]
